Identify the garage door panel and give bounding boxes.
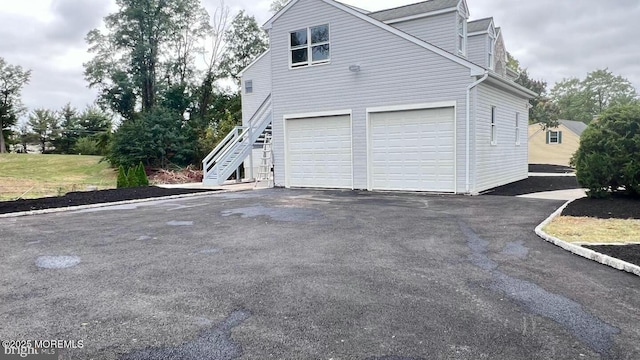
[286,115,352,188]
[369,107,455,192]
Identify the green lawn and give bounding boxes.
[0,153,117,200]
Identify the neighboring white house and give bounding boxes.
[203,0,536,194]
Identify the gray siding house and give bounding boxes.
[204,0,536,194]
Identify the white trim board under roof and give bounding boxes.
[368,0,464,23]
[263,0,485,76]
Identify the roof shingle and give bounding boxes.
[559,120,588,136]
[467,18,493,33]
[368,0,460,22]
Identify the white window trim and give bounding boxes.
[289,24,331,69]
[457,15,467,56]
[244,80,253,94]
[515,112,520,146]
[548,130,560,144]
[490,106,497,146]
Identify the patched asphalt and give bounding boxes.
[1,189,639,359]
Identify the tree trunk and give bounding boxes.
[0,127,6,153]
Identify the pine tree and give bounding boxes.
[137,162,149,186]
[127,166,139,187]
[117,165,128,188]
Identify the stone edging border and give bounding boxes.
[0,190,239,219]
[535,199,640,277]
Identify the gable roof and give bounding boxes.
[559,120,588,136]
[264,0,485,76]
[468,17,493,33]
[368,0,460,22]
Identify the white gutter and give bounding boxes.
[466,71,489,194]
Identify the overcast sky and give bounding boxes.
[1,0,639,117]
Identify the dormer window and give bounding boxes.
[457,15,466,56]
[290,24,330,68]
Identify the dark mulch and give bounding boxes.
[562,196,640,219]
[484,176,580,196]
[528,164,575,174]
[0,187,217,215]
[583,244,640,267]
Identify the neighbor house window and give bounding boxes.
[491,106,497,145]
[547,130,562,144]
[488,36,495,69]
[457,15,466,56]
[244,80,253,94]
[290,24,330,68]
[515,112,520,145]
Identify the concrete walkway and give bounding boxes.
[156,180,269,191]
[517,188,587,201]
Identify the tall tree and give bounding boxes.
[270,0,289,13]
[84,0,210,117]
[220,11,268,82]
[549,69,637,124]
[28,109,59,153]
[54,103,80,154]
[0,58,31,153]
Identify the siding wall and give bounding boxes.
[494,33,507,76]
[269,0,473,191]
[467,33,487,68]
[389,12,457,54]
[241,51,272,126]
[528,124,581,166]
[473,82,529,193]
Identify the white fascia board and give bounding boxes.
[321,0,484,76]
[238,49,271,78]
[263,0,301,30]
[383,7,457,25]
[486,73,537,98]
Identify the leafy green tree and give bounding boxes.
[28,109,60,153]
[0,57,31,153]
[16,120,35,153]
[551,69,638,124]
[572,103,640,197]
[84,0,210,117]
[220,11,268,82]
[270,0,289,13]
[507,53,557,128]
[108,106,195,168]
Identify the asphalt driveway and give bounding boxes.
[1,189,638,359]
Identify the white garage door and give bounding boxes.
[369,107,455,192]
[285,115,352,188]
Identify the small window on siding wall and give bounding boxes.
[547,130,562,144]
[491,106,497,145]
[290,24,330,68]
[515,112,520,145]
[244,80,253,94]
[457,15,467,56]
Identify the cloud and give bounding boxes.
[48,0,111,44]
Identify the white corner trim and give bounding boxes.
[382,7,458,24]
[366,101,457,114]
[535,200,640,277]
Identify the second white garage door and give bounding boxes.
[369,107,455,192]
[285,114,352,188]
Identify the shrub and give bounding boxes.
[136,162,149,186]
[572,104,640,198]
[126,166,139,187]
[117,165,128,188]
[73,137,100,155]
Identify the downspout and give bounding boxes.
[466,71,489,194]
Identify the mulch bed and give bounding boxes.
[484,176,580,196]
[583,245,640,268]
[0,187,216,215]
[529,164,575,174]
[562,196,640,219]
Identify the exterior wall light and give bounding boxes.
[348,64,361,72]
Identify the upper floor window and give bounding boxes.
[491,106,497,145]
[290,24,330,68]
[488,36,495,69]
[547,130,562,144]
[457,15,466,56]
[244,80,253,94]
